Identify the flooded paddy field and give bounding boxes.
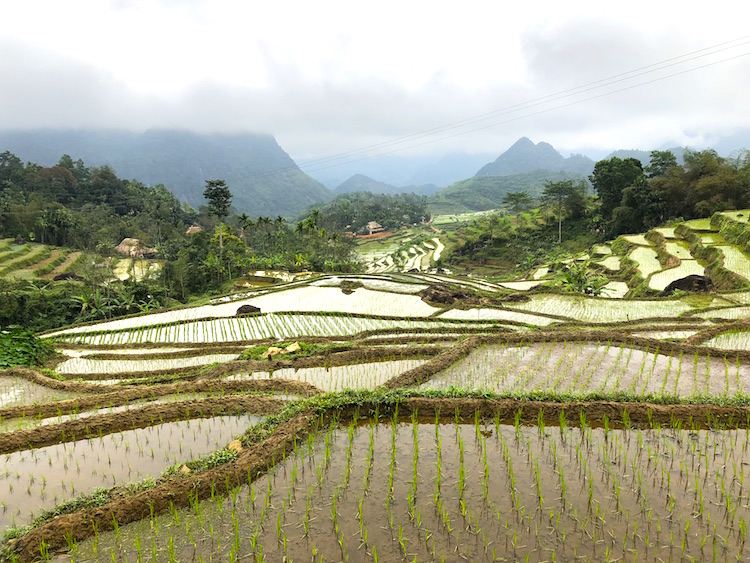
[0,414,262,531]
[8,260,750,562]
[68,413,750,562]
[420,341,750,399]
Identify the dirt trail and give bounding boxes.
[41,251,81,279]
[20,248,62,272]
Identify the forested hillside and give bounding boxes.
[0,151,358,330]
[0,129,332,218]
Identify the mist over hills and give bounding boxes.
[300,152,496,189]
[333,174,441,197]
[3,127,748,220]
[476,137,595,177]
[0,129,332,218]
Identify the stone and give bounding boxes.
[661,275,713,297]
[285,342,301,353]
[227,439,243,453]
[236,304,261,316]
[179,464,191,475]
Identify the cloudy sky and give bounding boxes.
[3,0,750,162]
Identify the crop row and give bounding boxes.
[67,412,750,562]
[48,314,488,345]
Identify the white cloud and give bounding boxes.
[2,0,750,160]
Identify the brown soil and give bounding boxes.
[41,251,81,280]
[21,248,61,271]
[0,395,285,455]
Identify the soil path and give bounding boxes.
[41,251,81,279]
[20,248,62,272]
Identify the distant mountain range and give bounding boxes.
[0,129,332,218]
[300,152,496,189]
[476,137,595,177]
[429,138,594,214]
[333,174,441,197]
[2,128,747,219]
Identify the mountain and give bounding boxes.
[426,138,593,214]
[333,174,441,197]
[300,152,497,189]
[475,137,595,177]
[0,129,332,218]
[429,170,586,215]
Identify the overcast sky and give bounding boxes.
[2,0,750,162]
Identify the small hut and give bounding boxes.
[115,238,157,259]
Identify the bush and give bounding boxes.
[0,327,54,368]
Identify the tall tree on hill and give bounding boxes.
[645,150,678,178]
[541,180,586,244]
[203,179,232,251]
[589,157,645,220]
[502,191,533,215]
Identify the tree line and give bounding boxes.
[500,148,750,239]
[0,151,361,329]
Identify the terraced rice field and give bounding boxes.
[717,246,750,281]
[620,234,652,246]
[6,259,750,562]
[629,246,662,277]
[648,260,705,291]
[508,293,695,322]
[65,414,750,563]
[420,341,750,398]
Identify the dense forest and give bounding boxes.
[0,151,359,330]
[308,192,430,233]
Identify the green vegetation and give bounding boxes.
[0,151,360,330]
[0,328,53,368]
[429,170,585,215]
[309,191,430,233]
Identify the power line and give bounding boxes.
[300,35,750,169]
[236,36,750,181]
[304,49,750,167]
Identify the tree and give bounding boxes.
[645,150,678,178]
[609,176,666,235]
[541,180,585,244]
[589,157,645,220]
[502,191,533,215]
[203,179,232,250]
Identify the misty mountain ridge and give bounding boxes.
[0,129,332,218]
[333,174,441,197]
[300,152,497,189]
[475,137,595,177]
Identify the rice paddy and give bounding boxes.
[648,260,706,291]
[65,413,750,563]
[8,213,750,562]
[629,246,662,278]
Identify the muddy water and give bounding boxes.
[0,377,79,409]
[0,414,262,531]
[224,358,428,392]
[0,393,213,433]
[70,418,750,562]
[421,342,750,398]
